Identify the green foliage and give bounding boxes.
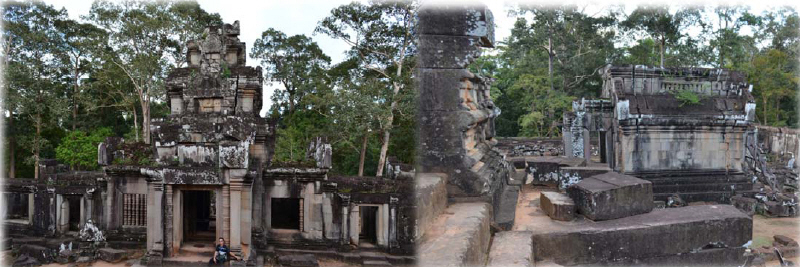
[672,90,702,106]
[220,63,231,78]
[55,128,112,170]
[251,28,330,115]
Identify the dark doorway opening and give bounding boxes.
[360,206,378,245]
[183,190,214,242]
[66,195,81,232]
[271,198,300,230]
[4,193,29,220]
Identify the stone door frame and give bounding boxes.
[166,184,223,256]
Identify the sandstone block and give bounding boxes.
[531,205,752,265]
[540,191,576,221]
[567,172,654,220]
[98,248,126,263]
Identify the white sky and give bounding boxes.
[52,0,798,116]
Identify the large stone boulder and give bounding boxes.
[567,172,654,220]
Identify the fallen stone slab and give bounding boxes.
[487,231,534,267]
[277,254,319,267]
[18,244,55,264]
[567,172,654,221]
[418,202,492,267]
[540,191,576,221]
[775,235,799,247]
[98,247,126,263]
[531,205,752,265]
[604,247,748,266]
[495,184,520,230]
[731,195,757,216]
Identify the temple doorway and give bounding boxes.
[359,206,379,246]
[183,190,215,242]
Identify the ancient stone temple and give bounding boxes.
[563,65,757,203]
[3,21,415,266]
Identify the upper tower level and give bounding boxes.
[165,20,263,117]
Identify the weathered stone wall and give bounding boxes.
[757,125,800,166]
[618,126,747,173]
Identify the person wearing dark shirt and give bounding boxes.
[209,237,239,265]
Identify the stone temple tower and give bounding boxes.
[142,20,275,263]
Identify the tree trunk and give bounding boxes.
[763,97,768,126]
[133,107,140,142]
[376,82,402,177]
[73,59,79,131]
[34,112,41,179]
[288,90,295,115]
[8,116,15,178]
[376,128,391,177]
[659,38,665,68]
[358,131,368,177]
[142,101,151,144]
[548,36,554,91]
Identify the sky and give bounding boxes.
[52,0,798,116]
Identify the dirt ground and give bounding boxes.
[752,214,800,266]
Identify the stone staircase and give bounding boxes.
[162,241,216,266]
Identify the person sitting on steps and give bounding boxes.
[209,237,240,266]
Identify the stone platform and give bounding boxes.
[487,231,534,267]
[418,202,492,267]
[567,172,654,221]
[530,205,752,265]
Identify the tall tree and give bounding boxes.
[621,5,701,68]
[86,0,220,144]
[54,19,106,131]
[707,5,759,69]
[2,1,70,178]
[316,0,416,177]
[251,29,330,115]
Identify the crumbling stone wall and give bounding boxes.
[494,137,563,157]
[757,125,799,168]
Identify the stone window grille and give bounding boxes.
[123,193,147,226]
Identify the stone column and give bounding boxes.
[27,193,34,223]
[229,179,242,253]
[84,191,93,227]
[146,182,164,261]
[164,185,173,257]
[241,180,252,253]
[222,184,231,250]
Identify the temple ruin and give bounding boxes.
[2,21,415,267]
[414,3,796,267]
